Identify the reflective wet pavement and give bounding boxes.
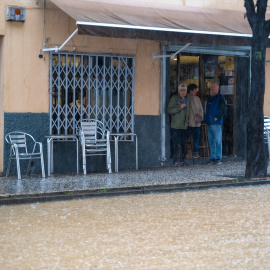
[1,159,270,205]
[0,185,269,269]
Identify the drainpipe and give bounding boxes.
[160,45,167,166]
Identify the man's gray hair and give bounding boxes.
[211,81,219,87]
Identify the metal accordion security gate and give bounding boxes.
[49,52,135,140]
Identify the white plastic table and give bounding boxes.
[110,133,138,173]
[46,135,79,176]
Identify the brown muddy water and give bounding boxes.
[0,185,270,269]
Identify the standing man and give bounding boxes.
[168,84,190,166]
[188,83,204,158]
[205,81,227,165]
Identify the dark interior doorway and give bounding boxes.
[169,53,236,157]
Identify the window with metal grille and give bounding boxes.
[49,53,135,139]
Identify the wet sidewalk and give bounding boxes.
[1,158,270,204]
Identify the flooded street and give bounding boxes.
[1,185,270,269]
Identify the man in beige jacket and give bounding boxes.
[188,84,204,158]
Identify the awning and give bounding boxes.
[50,0,257,37]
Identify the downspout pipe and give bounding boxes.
[160,45,167,166]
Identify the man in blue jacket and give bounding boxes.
[205,81,227,165]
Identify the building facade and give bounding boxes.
[1,0,270,176]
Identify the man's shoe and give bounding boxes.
[207,159,215,164]
[214,160,222,165]
[174,161,181,166]
[193,154,200,158]
[181,161,188,166]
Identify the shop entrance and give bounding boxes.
[169,53,236,157]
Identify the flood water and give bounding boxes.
[1,185,270,269]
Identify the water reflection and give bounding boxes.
[1,185,269,269]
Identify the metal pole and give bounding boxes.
[42,28,78,53]
[76,138,79,174]
[170,43,191,59]
[47,138,51,177]
[59,28,78,51]
[115,136,119,173]
[160,46,167,166]
[135,134,138,170]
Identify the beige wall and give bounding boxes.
[1,1,49,114]
[0,6,5,36]
[134,40,160,115]
[184,0,244,10]
[3,8,49,113]
[2,3,160,115]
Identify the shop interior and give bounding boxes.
[169,53,236,157]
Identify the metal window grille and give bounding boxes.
[49,53,135,140]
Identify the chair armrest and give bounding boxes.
[37,142,43,153]
[10,143,20,156]
[11,143,19,150]
[79,130,85,144]
[31,142,43,154]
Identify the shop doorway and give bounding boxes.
[169,53,236,157]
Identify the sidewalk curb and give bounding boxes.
[1,178,270,205]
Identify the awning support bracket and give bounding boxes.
[42,28,78,53]
[153,43,191,60]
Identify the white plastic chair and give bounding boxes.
[78,120,112,175]
[5,132,45,179]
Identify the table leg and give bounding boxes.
[51,139,54,174]
[76,138,79,174]
[135,135,138,170]
[47,138,51,177]
[115,136,119,173]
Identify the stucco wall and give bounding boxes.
[3,3,161,115]
[0,6,5,36]
[184,0,244,10]
[3,8,48,113]
[134,40,160,115]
